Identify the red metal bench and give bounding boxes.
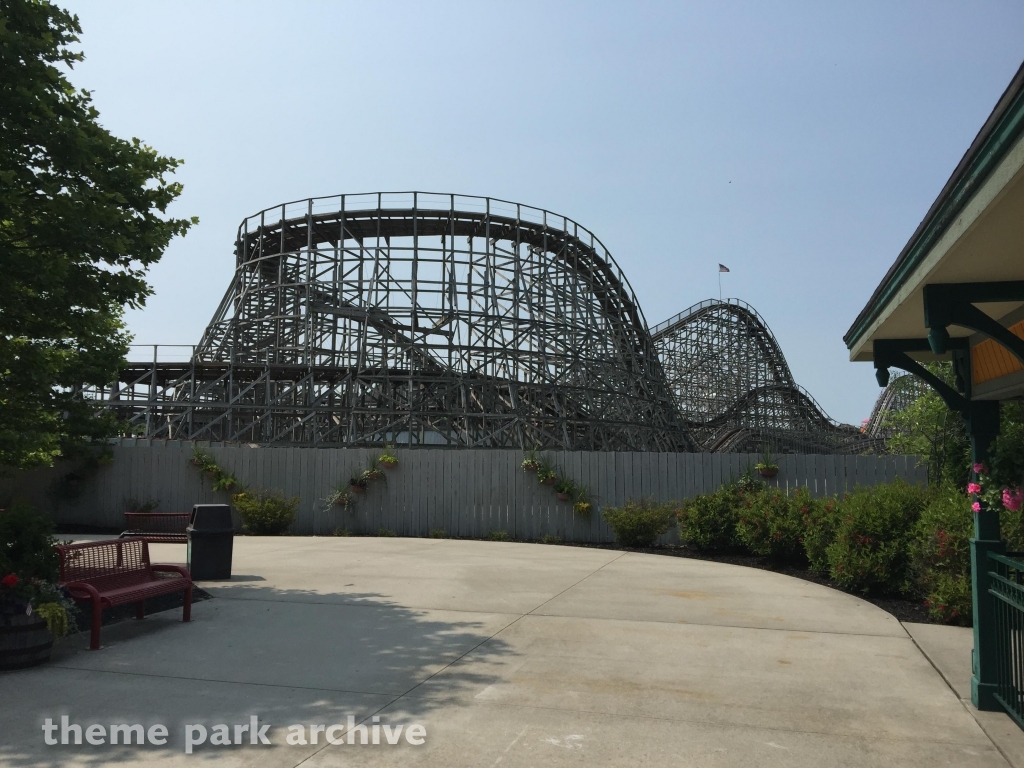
[57,538,192,650]
[121,512,191,543]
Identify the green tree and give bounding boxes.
[0,1,195,468]
[884,363,970,488]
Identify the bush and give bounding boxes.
[736,486,806,560]
[231,490,298,535]
[912,485,973,625]
[540,534,562,544]
[677,486,740,550]
[1002,494,1024,552]
[602,498,677,548]
[0,502,76,627]
[377,529,396,537]
[0,501,59,582]
[488,530,511,542]
[802,495,840,573]
[826,480,929,595]
[428,529,447,539]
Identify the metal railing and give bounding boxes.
[988,551,1024,728]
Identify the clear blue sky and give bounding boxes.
[63,0,1024,425]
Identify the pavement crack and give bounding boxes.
[525,551,628,615]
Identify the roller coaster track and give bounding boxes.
[651,299,871,453]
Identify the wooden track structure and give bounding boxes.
[92,193,692,451]
[650,299,873,453]
[83,195,894,454]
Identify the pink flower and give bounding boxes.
[967,483,982,495]
[974,463,989,474]
[972,502,982,513]
[1003,487,1024,512]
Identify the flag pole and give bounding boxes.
[718,269,722,301]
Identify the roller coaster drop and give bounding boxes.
[90,193,906,453]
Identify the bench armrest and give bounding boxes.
[63,581,103,603]
[152,564,192,582]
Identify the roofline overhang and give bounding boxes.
[845,60,1024,353]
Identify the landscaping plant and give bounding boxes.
[736,486,807,560]
[554,477,576,501]
[884,363,971,487]
[573,485,593,516]
[0,502,75,635]
[521,448,540,472]
[602,498,677,548]
[755,448,779,478]
[911,484,973,625]
[1,3,195,469]
[801,495,840,573]
[231,490,298,535]
[379,446,398,468]
[826,480,929,595]
[363,456,385,482]
[324,488,354,508]
[124,497,159,514]
[676,485,742,550]
[189,447,239,492]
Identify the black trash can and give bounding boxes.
[187,504,234,580]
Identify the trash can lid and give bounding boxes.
[190,504,234,530]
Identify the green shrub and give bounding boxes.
[332,527,352,537]
[912,485,973,625]
[1002,500,1024,552]
[488,530,511,542]
[429,529,448,539]
[921,570,973,627]
[377,529,396,537]
[231,490,298,535]
[540,534,562,544]
[0,501,59,582]
[0,502,77,627]
[602,498,677,548]
[736,486,806,559]
[826,480,929,595]
[802,495,840,573]
[677,486,740,550]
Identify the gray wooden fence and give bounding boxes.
[0,440,927,543]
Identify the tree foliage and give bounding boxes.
[0,0,195,467]
[884,365,1024,494]
[883,363,970,488]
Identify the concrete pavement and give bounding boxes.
[0,537,1017,766]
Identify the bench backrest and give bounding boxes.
[57,538,155,591]
[124,512,191,534]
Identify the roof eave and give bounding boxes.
[845,60,1024,353]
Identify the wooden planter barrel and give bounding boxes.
[0,612,53,670]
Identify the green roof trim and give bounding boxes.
[845,61,1024,351]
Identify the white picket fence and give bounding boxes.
[0,440,927,543]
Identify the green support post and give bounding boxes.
[968,400,1003,711]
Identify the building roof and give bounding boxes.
[845,60,1024,360]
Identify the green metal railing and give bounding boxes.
[988,551,1024,728]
